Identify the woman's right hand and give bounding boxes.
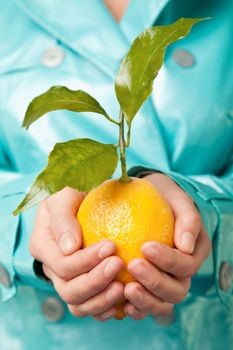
[29,187,124,321]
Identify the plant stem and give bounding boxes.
[125,126,131,147]
[119,109,131,183]
[105,114,120,125]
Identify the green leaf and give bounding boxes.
[23,86,117,129]
[13,139,118,215]
[115,18,208,126]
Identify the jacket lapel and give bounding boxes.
[15,0,170,77]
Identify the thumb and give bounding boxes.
[173,200,202,254]
[46,187,85,255]
[145,172,201,255]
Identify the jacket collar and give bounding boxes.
[121,0,170,43]
[15,0,170,77]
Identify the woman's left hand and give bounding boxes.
[123,172,211,320]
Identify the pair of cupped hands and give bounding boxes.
[29,173,211,321]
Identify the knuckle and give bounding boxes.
[164,255,175,271]
[188,263,198,277]
[42,265,50,279]
[183,264,197,278]
[77,253,94,272]
[55,260,72,281]
[29,238,40,259]
[90,277,103,291]
[174,288,188,304]
[28,239,36,257]
[59,286,77,305]
[147,272,162,291]
[72,305,86,317]
[63,293,76,305]
[190,211,202,227]
[184,211,201,231]
[180,258,197,278]
[50,210,66,228]
[68,305,85,318]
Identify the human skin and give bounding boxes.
[104,0,130,22]
[29,173,211,321]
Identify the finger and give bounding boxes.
[127,259,190,304]
[30,205,116,280]
[154,311,175,325]
[33,229,116,281]
[172,200,202,254]
[46,187,85,255]
[124,302,147,320]
[145,173,201,254]
[44,256,124,305]
[29,202,61,264]
[29,202,52,254]
[67,281,124,317]
[93,307,117,322]
[125,282,174,316]
[142,228,211,278]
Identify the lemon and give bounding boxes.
[77,177,174,319]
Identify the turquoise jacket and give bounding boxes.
[0,1,233,349]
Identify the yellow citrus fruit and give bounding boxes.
[77,177,174,320]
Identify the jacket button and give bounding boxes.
[42,47,64,68]
[219,262,232,292]
[172,49,195,67]
[0,263,12,288]
[41,297,65,322]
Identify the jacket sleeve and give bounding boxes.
[128,160,233,306]
[0,147,54,303]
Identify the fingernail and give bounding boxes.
[180,231,195,253]
[98,240,115,259]
[143,242,160,259]
[105,285,120,303]
[104,260,120,278]
[59,232,76,253]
